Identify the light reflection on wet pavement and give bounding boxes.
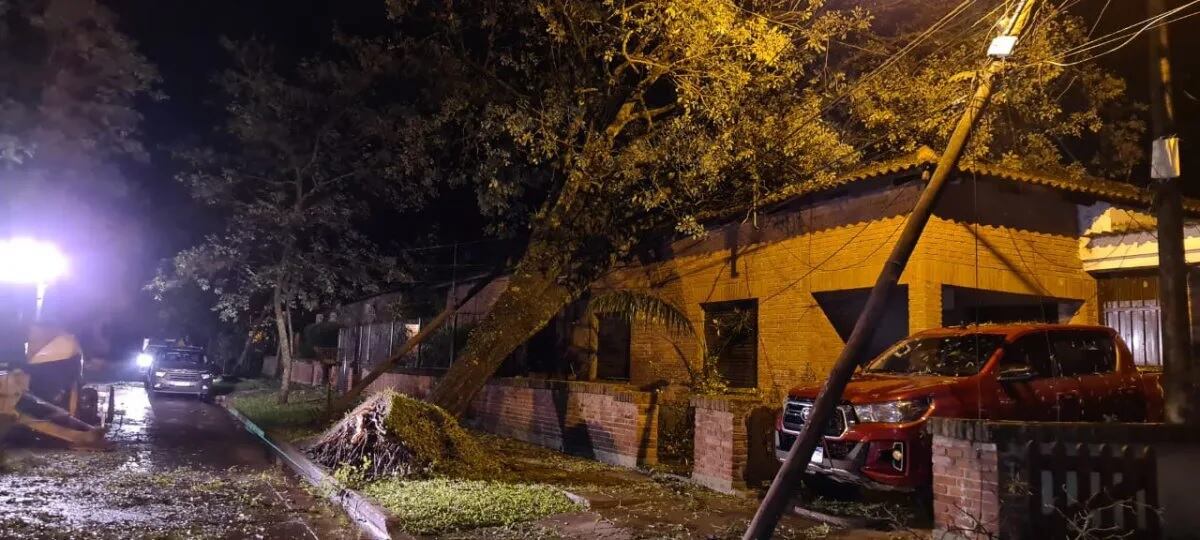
[0,383,358,539]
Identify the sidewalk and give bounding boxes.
[451,435,901,540]
[225,381,909,539]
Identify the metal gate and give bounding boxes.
[1098,273,1162,367]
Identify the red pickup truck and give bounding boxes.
[775,324,1163,491]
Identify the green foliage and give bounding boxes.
[332,457,373,489]
[381,392,499,478]
[692,354,732,396]
[0,0,159,169]
[589,290,696,338]
[403,0,1145,412]
[829,0,1144,177]
[228,382,328,440]
[362,478,579,535]
[149,38,434,399]
[656,404,695,469]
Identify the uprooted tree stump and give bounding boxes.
[306,391,498,481]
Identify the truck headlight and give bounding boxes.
[135,353,154,368]
[154,371,166,378]
[853,398,931,424]
[201,373,212,379]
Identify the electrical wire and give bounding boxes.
[1031,0,1200,67]
[1056,0,1199,57]
[764,0,989,153]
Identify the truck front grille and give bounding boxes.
[781,400,850,437]
[164,371,202,382]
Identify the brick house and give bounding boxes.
[305,147,1199,492]
[563,147,1198,401]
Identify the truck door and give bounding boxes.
[1049,330,1138,421]
[992,332,1084,421]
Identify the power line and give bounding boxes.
[766,0,988,152]
[1030,0,1200,67]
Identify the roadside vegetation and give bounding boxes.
[225,379,331,441]
[227,383,849,537]
[229,384,587,535]
[363,478,578,535]
[309,391,584,535]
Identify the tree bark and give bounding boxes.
[230,327,254,376]
[428,244,578,417]
[274,285,294,404]
[330,267,503,413]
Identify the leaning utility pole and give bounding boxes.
[1147,0,1193,424]
[742,1,1042,537]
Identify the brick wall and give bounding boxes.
[468,378,658,468]
[367,370,436,399]
[366,371,659,469]
[289,358,317,385]
[285,358,340,387]
[931,434,1000,539]
[690,395,779,494]
[593,179,1099,402]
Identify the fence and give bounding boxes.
[929,418,1199,539]
[1023,441,1158,539]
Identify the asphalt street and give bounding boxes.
[0,382,359,539]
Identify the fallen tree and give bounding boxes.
[307,392,497,481]
[329,268,502,414]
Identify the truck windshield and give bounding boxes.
[157,350,205,368]
[863,334,1005,376]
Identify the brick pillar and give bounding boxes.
[690,396,778,494]
[908,279,943,334]
[928,418,1028,540]
[631,392,659,466]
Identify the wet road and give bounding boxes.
[0,383,358,539]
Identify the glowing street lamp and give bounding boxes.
[0,238,68,320]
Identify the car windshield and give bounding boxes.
[157,350,205,367]
[863,334,1005,376]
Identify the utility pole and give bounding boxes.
[742,1,1041,537]
[1148,0,1193,424]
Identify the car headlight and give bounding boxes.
[135,353,154,368]
[853,398,931,424]
[154,371,166,378]
[201,373,212,379]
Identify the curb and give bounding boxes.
[222,403,408,540]
[790,504,886,529]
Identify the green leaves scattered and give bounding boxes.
[363,478,580,535]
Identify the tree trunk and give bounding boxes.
[428,247,578,417]
[230,327,254,376]
[428,137,639,417]
[274,286,294,404]
[330,268,502,413]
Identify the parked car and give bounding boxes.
[142,345,215,400]
[776,324,1163,491]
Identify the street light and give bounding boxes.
[0,237,68,320]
